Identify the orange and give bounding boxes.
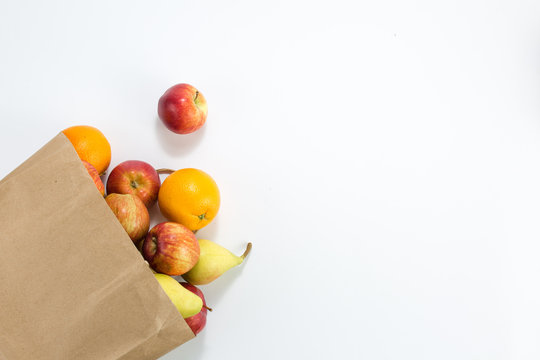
[62,125,111,174]
[158,168,220,231]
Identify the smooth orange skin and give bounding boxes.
[82,161,105,197]
[158,83,208,134]
[62,125,111,174]
[158,168,220,231]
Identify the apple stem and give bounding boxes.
[241,242,252,259]
[156,168,175,175]
[203,304,213,312]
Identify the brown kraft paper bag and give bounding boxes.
[0,133,194,359]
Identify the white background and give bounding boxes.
[1,0,540,359]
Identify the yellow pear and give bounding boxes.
[154,273,202,318]
[182,240,252,285]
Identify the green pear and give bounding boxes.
[182,240,252,285]
[154,273,203,318]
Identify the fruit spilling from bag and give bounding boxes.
[61,84,251,335]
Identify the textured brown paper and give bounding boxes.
[0,133,194,359]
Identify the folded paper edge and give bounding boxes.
[0,133,195,359]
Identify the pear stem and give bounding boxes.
[241,242,252,259]
[156,168,175,175]
[203,304,213,312]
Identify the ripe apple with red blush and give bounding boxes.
[106,160,161,208]
[158,83,208,134]
[82,160,105,197]
[141,222,199,276]
[105,193,150,244]
[180,282,209,335]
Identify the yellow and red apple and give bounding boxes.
[180,282,208,335]
[106,160,161,208]
[82,160,105,197]
[158,83,208,134]
[105,193,150,244]
[141,222,200,276]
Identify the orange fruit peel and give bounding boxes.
[62,125,111,175]
[158,168,220,231]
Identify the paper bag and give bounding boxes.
[0,133,194,359]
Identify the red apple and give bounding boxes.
[180,282,208,335]
[106,160,161,208]
[158,83,208,134]
[82,160,105,197]
[105,193,150,244]
[142,222,199,275]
